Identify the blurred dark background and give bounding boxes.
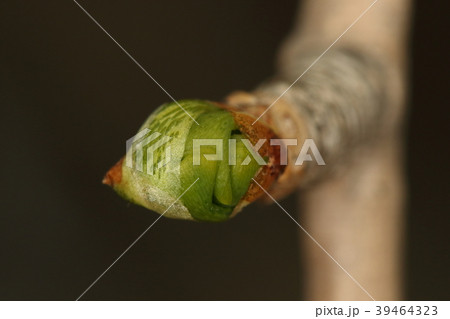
[1,0,448,300]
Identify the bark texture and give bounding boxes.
[226,0,411,300]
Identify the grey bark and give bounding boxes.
[227,0,411,300]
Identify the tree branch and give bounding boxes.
[226,0,412,300]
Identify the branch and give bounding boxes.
[226,0,412,300]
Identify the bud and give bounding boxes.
[103,100,283,222]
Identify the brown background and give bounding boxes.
[1,0,449,300]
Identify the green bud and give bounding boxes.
[104,100,283,222]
